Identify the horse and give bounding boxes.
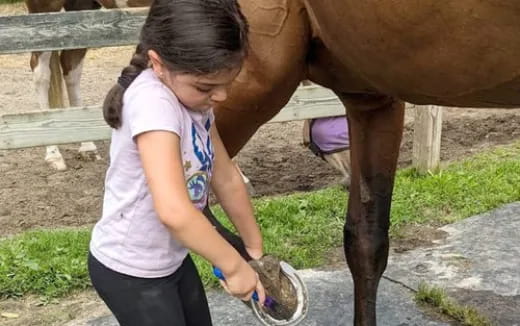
[211,0,520,325]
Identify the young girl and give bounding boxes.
[88,0,265,325]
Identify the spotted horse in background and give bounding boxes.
[24,0,150,170]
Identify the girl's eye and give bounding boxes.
[195,86,212,93]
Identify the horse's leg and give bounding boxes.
[215,0,309,156]
[29,52,52,110]
[25,0,64,108]
[30,51,67,170]
[340,94,405,326]
[61,0,102,161]
[60,48,101,160]
[323,150,351,188]
[26,0,68,170]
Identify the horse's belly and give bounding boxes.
[306,0,520,104]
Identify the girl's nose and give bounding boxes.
[210,87,228,103]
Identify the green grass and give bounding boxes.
[391,142,520,231]
[0,230,91,300]
[0,0,23,4]
[0,187,345,300]
[1,142,519,300]
[415,283,493,326]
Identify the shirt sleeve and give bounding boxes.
[125,86,184,139]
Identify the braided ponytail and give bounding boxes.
[103,45,149,129]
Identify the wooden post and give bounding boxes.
[412,105,443,174]
[48,51,65,108]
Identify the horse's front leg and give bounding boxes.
[340,94,405,326]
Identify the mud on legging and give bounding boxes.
[88,253,212,326]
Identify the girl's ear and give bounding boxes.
[147,49,165,77]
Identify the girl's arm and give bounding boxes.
[136,130,264,302]
[209,125,263,259]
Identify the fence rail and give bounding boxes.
[0,8,147,54]
[0,86,345,149]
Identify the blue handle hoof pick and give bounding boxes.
[212,266,277,309]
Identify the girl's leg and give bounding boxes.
[89,253,211,326]
[177,255,213,326]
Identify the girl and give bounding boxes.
[88,0,265,325]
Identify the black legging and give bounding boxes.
[88,252,212,326]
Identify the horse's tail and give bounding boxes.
[48,51,65,108]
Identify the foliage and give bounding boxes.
[415,283,493,326]
[0,0,23,5]
[0,230,91,300]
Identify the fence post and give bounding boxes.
[412,105,443,174]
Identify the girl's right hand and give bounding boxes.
[220,261,266,304]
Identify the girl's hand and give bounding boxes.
[246,246,263,260]
[220,260,266,304]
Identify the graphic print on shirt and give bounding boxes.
[186,171,209,204]
[191,119,214,172]
[186,118,214,207]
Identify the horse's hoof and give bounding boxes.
[45,146,67,171]
[46,156,67,171]
[340,176,351,190]
[77,150,102,161]
[78,142,102,161]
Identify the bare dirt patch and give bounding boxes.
[0,290,109,326]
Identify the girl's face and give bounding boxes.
[162,68,240,112]
[148,48,240,112]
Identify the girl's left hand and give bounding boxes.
[246,246,263,260]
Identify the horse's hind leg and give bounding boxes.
[323,150,351,188]
[60,48,101,160]
[339,93,404,325]
[61,0,102,161]
[26,0,64,109]
[25,0,68,169]
[29,51,53,110]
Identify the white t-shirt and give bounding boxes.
[90,69,214,278]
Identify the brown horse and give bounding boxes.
[212,0,520,325]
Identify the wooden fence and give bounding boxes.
[0,8,441,172]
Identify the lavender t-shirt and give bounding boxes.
[90,69,214,278]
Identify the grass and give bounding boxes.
[391,142,520,232]
[0,187,346,300]
[0,0,22,4]
[1,141,519,300]
[0,230,91,300]
[415,283,493,326]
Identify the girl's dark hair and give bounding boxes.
[103,0,249,128]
